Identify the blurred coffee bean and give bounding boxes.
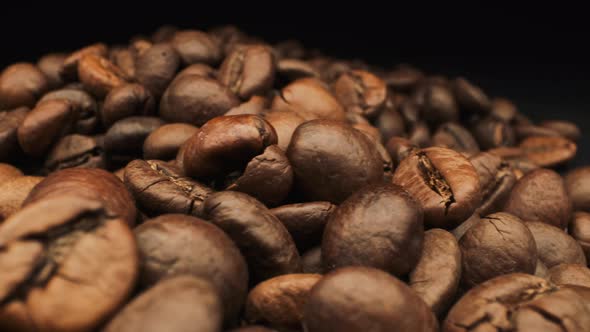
[0,176,43,220]
[219,44,276,100]
[570,211,590,262]
[264,111,305,151]
[0,107,27,161]
[469,152,516,216]
[40,88,99,134]
[432,122,479,156]
[452,77,491,114]
[332,70,387,119]
[44,134,105,173]
[101,84,156,127]
[142,123,198,161]
[78,54,129,98]
[37,53,67,89]
[525,221,586,268]
[540,120,581,141]
[0,63,49,109]
[104,116,165,167]
[60,43,108,81]
[171,30,222,65]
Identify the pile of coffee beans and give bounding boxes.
[0,24,589,331]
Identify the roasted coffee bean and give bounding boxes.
[469,152,516,216]
[44,134,105,172]
[103,276,222,332]
[39,88,99,135]
[565,166,590,212]
[408,121,432,147]
[160,74,240,125]
[17,99,76,157]
[504,168,572,229]
[0,63,49,109]
[432,122,479,156]
[224,145,293,206]
[226,95,269,116]
[203,191,301,282]
[124,159,212,217]
[171,30,222,65]
[383,64,424,92]
[0,195,138,332]
[472,116,516,149]
[303,266,438,332]
[414,81,459,125]
[183,115,277,178]
[263,111,305,151]
[109,47,136,79]
[0,163,23,184]
[570,211,590,261]
[271,78,346,121]
[245,274,322,329]
[143,123,199,161]
[452,77,491,114]
[287,120,383,203]
[515,124,561,141]
[60,43,108,81]
[489,97,517,122]
[219,44,276,99]
[37,53,67,89]
[393,147,481,229]
[323,183,423,276]
[376,101,406,142]
[332,70,387,118]
[271,202,335,252]
[0,176,43,220]
[77,54,129,98]
[398,97,421,127]
[385,136,418,164]
[518,135,577,167]
[135,43,181,98]
[134,214,248,324]
[443,273,590,331]
[460,212,537,288]
[104,116,165,166]
[547,264,590,288]
[525,221,586,268]
[540,120,581,141]
[409,229,461,316]
[24,168,137,226]
[172,63,216,85]
[0,107,27,161]
[101,83,156,127]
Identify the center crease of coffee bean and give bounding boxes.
[49,147,102,171]
[228,50,245,94]
[147,161,207,202]
[417,152,455,214]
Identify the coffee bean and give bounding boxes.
[332,70,387,119]
[525,221,586,268]
[101,84,156,127]
[570,211,590,261]
[469,152,516,216]
[432,122,480,156]
[135,43,181,98]
[375,101,406,142]
[565,166,590,212]
[171,30,222,65]
[540,120,581,141]
[393,147,481,229]
[77,54,129,98]
[398,98,421,127]
[44,134,105,172]
[489,97,518,122]
[0,63,49,109]
[0,163,23,184]
[408,121,432,147]
[515,124,561,141]
[0,107,27,161]
[452,77,491,114]
[0,176,43,220]
[0,195,137,332]
[547,264,590,288]
[37,53,67,89]
[173,63,217,85]
[219,44,276,100]
[385,136,418,164]
[104,116,165,167]
[443,273,590,331]
[460,212,537,288]
[39,88,99,135]
[303,266,438,332]
[504,168,572,229]
[203,191,301,282]
[109,47,136,80]
[383,64,424,92]
[134,214,248,324]
[287,120,383,203]
[414,81,459,125]
[263,111,305,151]
[60,43,108,81]
[245,274,322,329]
[143,123,199,161]
[160,75,240,125]
[472,116,516,149]
[103,276,222,332]
[518,135,577,167]
[226,95,269,116]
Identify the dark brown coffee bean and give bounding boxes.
[124,159,212,217]
[0,195,137,332]
[323,183,424,276]
[432,122,480,156]
[540,120,581,141]
[143,123,199,161]
[409,229,461,316]
[17,99,76,157]
[408,121,432,147]
[0,163,23,184]
[271,202,335,252]
[0,107,27,161]
[134,214,248,324]
[37,53,67,89]
[109,47,136,79]
[490,97,517,122]
[172,63,216,85]
[263,111,305,151]
[518,135,577,167]
[472,116,516,149]
[452,77,491,114]
[504,168,572,229]
[566,167,590,212]
[203,191,301,282]
[570,211,590,261]
[547,264,590,288]
[469,152,517,216]
[515,124,561,141]
[385,136,418,165]
[0,176,43,220]
[135,43,181,98]
[460,212,537,288]
[160,75,240,126]
[104,116,165,166]
[39,88,99,135]
[525,221,586,268]
[171,30,222,65]
[398,98,421,127]
[0,63,49,109]
[375,101,406,142]
[44,134,105,172]
[414,81,459,125]
[301,247,323,274]
[271,78,346,121]
[182,115,277,178]
[245,274,322,329]
[383,64,424,92]
[101,84,156,128]
[60,43,108,81]
[24,168,136,226]
[443,273,590,331]
[393,147,481,229]
[103,276,222,332]
[451,213,481,240]
[332,70,387,118]
[303,266,438,332]
[287,120,383,203]
[78,54,129,98]
[224,145,293,207]
[219,45,276,100]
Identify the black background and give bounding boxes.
[1,6,588,167]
